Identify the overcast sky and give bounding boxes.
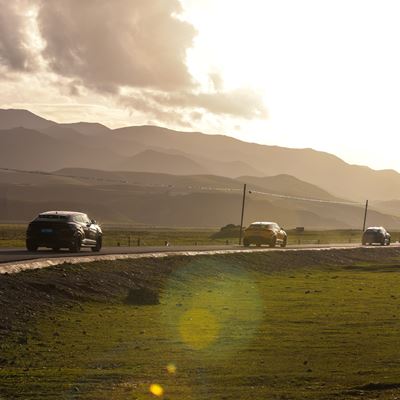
[1,0,400,171]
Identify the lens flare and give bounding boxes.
[166,363,177,374]
[179,308,219,350]
[149,383,164,397]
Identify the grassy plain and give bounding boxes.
[2,250,400,399]
[1,224,396,248]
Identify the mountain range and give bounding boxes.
[1,108,399,227]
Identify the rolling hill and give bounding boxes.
[237,174,340,201]
[118,150,209,175]
[0,168,398,229]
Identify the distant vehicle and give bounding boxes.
[26,211,102,253]
[243,222,287,248]
[362,226,391,246]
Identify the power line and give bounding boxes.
[0,166,366,206]
[248,189,363,206]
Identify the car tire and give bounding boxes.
[91,236,102,252]
[280,238,287,248]
[269,237,276,248]
[69,235,82,253]
[243,239,250,247]
[362,241,366,246]
[26,240,38,252]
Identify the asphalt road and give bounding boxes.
[0,243,369,264]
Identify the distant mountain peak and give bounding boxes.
[0,109,55,131]
[59,121,111,136]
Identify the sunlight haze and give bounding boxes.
[1,0,400,171]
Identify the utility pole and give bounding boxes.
[239,184,247,245]
[362,200,369,232]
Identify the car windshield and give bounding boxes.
[37,214,68,221]
[250,223,276,229]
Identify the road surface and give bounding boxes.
[0,243,373,264]
[2,243,398,275]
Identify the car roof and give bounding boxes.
[39,211,86,216]
[366,226,384,230]
[250,221,277,225]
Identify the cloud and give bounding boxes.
[0,0,38,71]
[0,0,268,124]
[37,0,196,92]
[122,88,268,120]
[153,88,268,119]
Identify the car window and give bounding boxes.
[38,214,68,221]
[250,223,276,229]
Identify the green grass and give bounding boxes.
[2,224,399,248]
[0,225,229,248]
[3,256,400,399]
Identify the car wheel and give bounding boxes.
[26,240,38,252]
[269,237,276,248]
[91,236,102,252]
[280,238,287,248]
[243,239,250,247]
[69,235,82,253]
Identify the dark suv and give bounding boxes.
[362,226,391,246]
[26,211,102,253]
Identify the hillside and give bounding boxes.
[0,168,398,229]
[237,174,339,201]
[118,150,209,175]
[0,128,117,170]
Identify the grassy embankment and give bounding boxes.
[2,248,400,399]
[1,224,393,248]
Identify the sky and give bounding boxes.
[1,0,400,171]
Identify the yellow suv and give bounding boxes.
[243,222,287,248]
